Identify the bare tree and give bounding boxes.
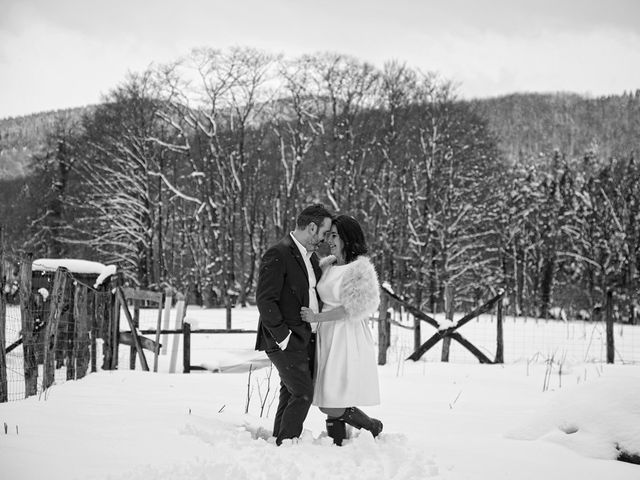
[152,47,278,318]
[67,72,168,287]
[305,53,381,212]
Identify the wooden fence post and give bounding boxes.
[74,284,91,379]
[111,274,122,370]
[43,268,68,390]
[90,290,98,373]
[495,295,504,363]
[153,293,163,372]
[64,282,76,381]
[377,292,390,365]
[98,287,114,370]
[183,320,191,373]
[226,299,232,331]
[129,298,140,370]
[441,283,454,362]
[161,290,173,355]
[19,252,37,398]
[169,294,185,373]
[385,308,391,353]
[606,290,615,364]
[413,315,421,353]
[0,227,7,402]
[115,287,149,371]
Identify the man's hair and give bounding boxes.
[296,204,333,229]
[333,214,368,263]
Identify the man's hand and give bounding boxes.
[300,307,316,323]
[277,331,291,350]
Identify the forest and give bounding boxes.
[1,47,639,322]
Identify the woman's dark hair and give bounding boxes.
[333,215,368,263]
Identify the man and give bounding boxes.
[255,204,333,445]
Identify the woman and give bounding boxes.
[301,215,383,446]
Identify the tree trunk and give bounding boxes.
[377,292,390,365]
[539,253,555,319]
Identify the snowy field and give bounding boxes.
[1,305,640,479]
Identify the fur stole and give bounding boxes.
[319,254,337,269]
[323,255,380,321]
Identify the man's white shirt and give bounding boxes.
[278,232,319,350]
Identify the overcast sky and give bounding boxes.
[1,0,639,119]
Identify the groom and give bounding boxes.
[255,204,333,445]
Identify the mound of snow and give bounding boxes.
[116,414,439,480]
[505,370,640,461]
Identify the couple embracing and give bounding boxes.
[255,204,383,446]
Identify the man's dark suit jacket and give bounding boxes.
[255,235,322,352]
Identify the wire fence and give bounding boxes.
[3,253,640,404]
[384,307,640,365]
[3,302,96,401]
[1,255,115,402]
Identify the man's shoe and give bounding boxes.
[339,407,383,437]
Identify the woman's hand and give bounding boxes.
[300,307,316,323]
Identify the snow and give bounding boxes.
[381,281,394,293]
[1,306,639,480]
[37,287,49,302]
[437,318,458,330]
[93,264,117,288]
[32,258,117,287]
[506,371,640,461]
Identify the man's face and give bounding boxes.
[309,217,333,251]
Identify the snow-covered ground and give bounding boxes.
[1,306,639,479]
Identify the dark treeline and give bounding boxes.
[1,47,639,322]
[0,107,90,179]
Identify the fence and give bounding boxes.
[376,286,640,366]
[1,254,117,402]
[0,248,255,401]
[376,286,505,365]
[0,256,186,402]
[111,288,257,374]
[3,251,639,403]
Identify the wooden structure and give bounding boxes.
[113,287,186,373]
[0,257,117,399]
[378,285,506,364]
[112,290,256,374]
[20,253,37,396]
[376,283,623,365]
[605,290,615,363]
[30,260,116,375]
[42,268,69,389]
[0,247,252,401]
[0,243,626,403]
[182,321,256,373]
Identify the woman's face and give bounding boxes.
[326,225,345,262]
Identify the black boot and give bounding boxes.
[340,407,383,437]
[325,418,346,446]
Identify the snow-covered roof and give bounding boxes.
[33,258,107,274]
[32,258,117,288]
